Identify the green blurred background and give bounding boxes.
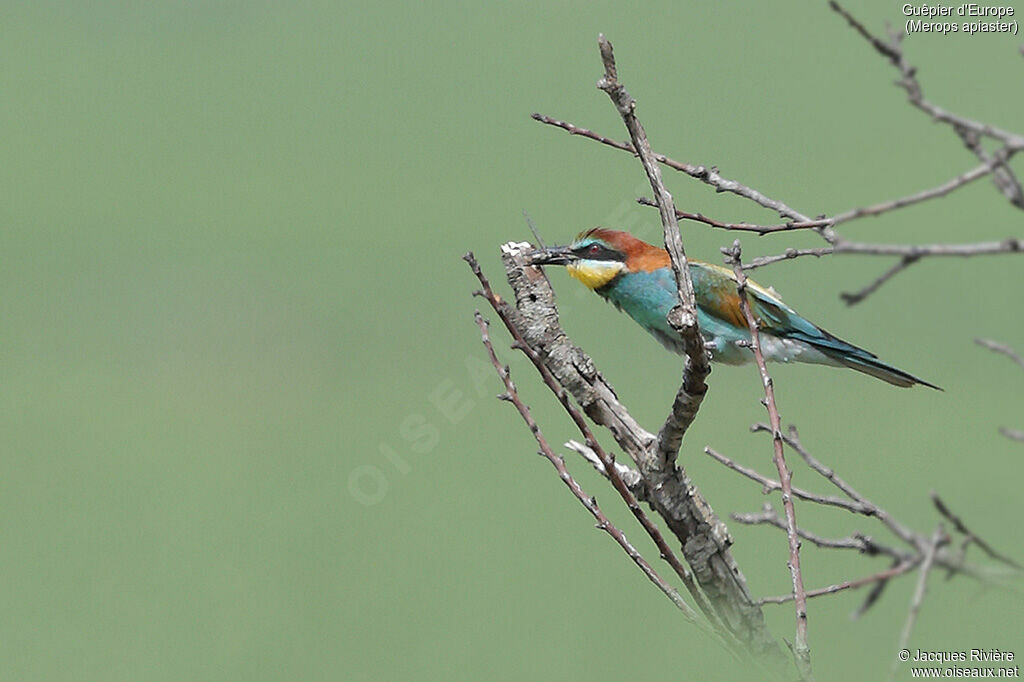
[3,1,1022,679]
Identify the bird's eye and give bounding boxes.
[587,244,602,256]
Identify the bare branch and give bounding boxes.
[473,311,716,634]
[1000,427,1024,442]
[705,446,872,515]
[565,440,645,496]
[974,339,1024,442]
[731,505,908,561]
[976,337,1024,371]
[748,236,1023,270]
[839,255,920,306]
[829,155,1014,225]
[537,98,1020,309]
[636,197,831,235]
[531,112,816,224]
[754,424,922,550]
[536,8,1024,314]
[890,526,948,682]
[638,152,1010,236]
[830,1,1024,151]
[723,242,811,678]
[830,238,1024,258]
[731,506,921,617]
[955,127,1024,209]
[745,425,1012,587]
[931,493,1022,570]
[594,35,711,470]
[759,561,918,606]
[465,246,782,657]
[744,247,836,270]
[467,252,728,630]
[852,565,898,620]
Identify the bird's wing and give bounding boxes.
[688,260,876,357]
[685,260,938,388]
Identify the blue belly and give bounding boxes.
[597,270,753,363]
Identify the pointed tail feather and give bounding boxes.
[823,349,942,390]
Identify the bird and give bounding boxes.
[527,228,939,389]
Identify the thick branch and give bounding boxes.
[594,35,710,469]
[473,311,713,632]
[468,255,729,630]
[466,245,781,657]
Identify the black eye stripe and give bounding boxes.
[572,243,622,261]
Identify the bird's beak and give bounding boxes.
[527,245,577,266]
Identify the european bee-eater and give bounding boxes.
[529,228,938,389]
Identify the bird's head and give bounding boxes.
[528,228,669,289]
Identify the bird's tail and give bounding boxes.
[818,346,942,390]
[777,321,942,390]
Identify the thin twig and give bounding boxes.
[839,255,920,306]
[890,526,947,682]
[830,1,1024,151]
[637,153,1009,236]
[975,338,1024,441]
[744,247,836,270]
[1000,427,1024,442]
[758,561,918,606]
[829,154,1017,225]
[748,425,1008,586]
[565,440,645,496]
[636,197,831,235]
[931,492,1022,570]
[746,237,1024,271]
[955,127,1024,209]
[976,338,1024,371]
[705,447,873,515]
[731,505,907,561]
[852,563,899,620]
[531,112,816,224]
[723,241,812,678]
[755,424,922,549]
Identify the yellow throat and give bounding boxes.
[567,260,624,290]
